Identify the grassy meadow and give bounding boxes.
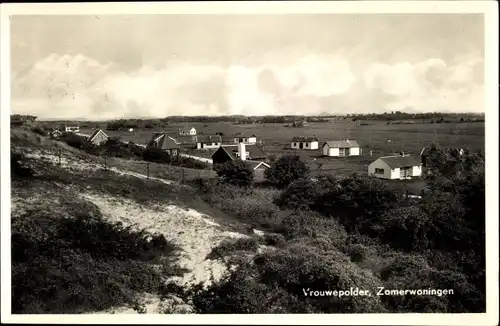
[81,120,484,182]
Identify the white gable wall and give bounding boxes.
[349,147,360,156]
[368,159,393,179]
[291,141,319,149]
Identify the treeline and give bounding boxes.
[345,111,485,122]
[183,147,485,313]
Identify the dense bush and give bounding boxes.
[194,145,486,313]
[264,154,310,188]
[214,160,254,187]
[314,173,399,233]
[188,245,385,313]
[11,197,185,313]
[207,237,260,260]
[275,175,339,210]
[11,152,34,178]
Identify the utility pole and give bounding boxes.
[58,148,61,166]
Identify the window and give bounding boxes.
[294,142,297,146]
[306,143,309,147]
[375,168,384,174]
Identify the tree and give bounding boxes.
[214,160,254,187]
[275,175,339,211]
[264,154,309,188]
[314,173,399,233]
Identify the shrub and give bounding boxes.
[189,245,385,313]
[261,233,286,247]
[264,154,310,188]
[11,152,34,178]
[214,160,254,187]
[11,197,185,313]
[275,175,339,210]
[207,237,260,260]
[314,173,399,233]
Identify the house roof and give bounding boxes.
[234,133,257,138]
[88,129,108,142]
[378,155,421,169]
[324,140,359,148]
[221,144,267,160]
[291,136,318,142]
[147,133,181,150]
[246,160,271,170]
[211,146,236,160]
[197,135,222,143]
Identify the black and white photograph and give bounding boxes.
[1,1,498,325]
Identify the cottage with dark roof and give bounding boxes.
[290,136,319,150]
[87,129,109,146]
[322,139,360,157]
[233,133,257,144]
[368,153,422,180]
[146,133,181,156]
[196,135,222,149]
[178,127,197,136]
[211,143,269,171]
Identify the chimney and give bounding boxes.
[238,142,247,161]
[400,151,405,156]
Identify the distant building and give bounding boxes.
[196,135,222,149]
[290,136,319,150]
[211,143,269,170]
[368,153,422,180]
[322,140,360,157]
[179,127,197,136]
[147,133,181,156]
[233,133,257,144]
[50,129,63,139]
[65,125,80,133]
[87,129,109,146]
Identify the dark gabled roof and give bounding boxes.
[147,133,180,150]
[324,140,359,148]
[234,133,257,138]
[378,155,421,169]
[291,136,318,142]
[88,129,108,142]
[211,146,236,160]
[196,135,222,143]
[221,144,267,160]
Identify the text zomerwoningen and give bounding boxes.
[302,287,454,298]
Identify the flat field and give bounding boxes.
[81,120,484,182]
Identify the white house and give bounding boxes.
[233,133,257,144]
[195,135,222,149]
[368,153,422,180]
[291,136,319,150]
[323,140,360,157]
[179,127,197,136]
[65,125,80,133]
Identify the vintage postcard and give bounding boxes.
[1,1,498,325]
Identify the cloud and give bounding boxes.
[11,53,483,120]
[364,57,484,112]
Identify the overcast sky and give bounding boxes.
[11,14,484,120]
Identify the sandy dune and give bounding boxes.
[16,146,258,313]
